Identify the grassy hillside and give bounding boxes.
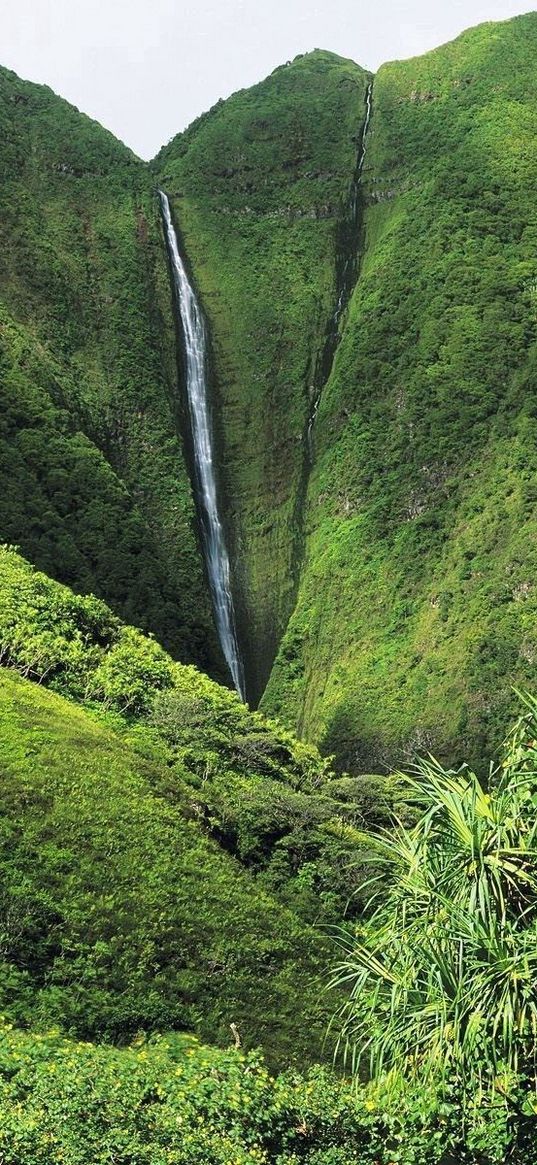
[155,52,371,701]
[262,12,537,771]
[0,64,218,670]
[0,549,530,1162]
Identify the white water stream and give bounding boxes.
[307,80,373,448]
[159,191,245,700]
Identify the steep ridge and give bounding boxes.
[154,52,371,702]
[0,65,219,672]
[0,667,332,1063]
[262,12,537,770]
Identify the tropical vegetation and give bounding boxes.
[0,9,537,1162]
[155,50,371,701]
[333,698,537,1160]
[0,60,218,671]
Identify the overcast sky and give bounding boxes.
[2,0,534,159]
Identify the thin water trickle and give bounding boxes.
[357,81,373,176]
[307,80,373,452]
[159,191,245,701]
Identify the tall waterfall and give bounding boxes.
[159,191,245,701]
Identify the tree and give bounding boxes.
[331,696,537,1152]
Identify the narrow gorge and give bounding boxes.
[2,12,537,770]
[155,51,372,706]
[159,74,374,706]
[306,78,373,458]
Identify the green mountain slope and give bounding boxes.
[0,65,218,670]
[155,52,371,701]
[262,12,537,770]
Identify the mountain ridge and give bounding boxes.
[0,56,222,676]
[262,7,537,769]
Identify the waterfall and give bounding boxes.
[159,191,245,701]
[357,80,373,177]
[307,79,373,452]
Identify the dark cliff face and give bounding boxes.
[154,51,371,704]
[0,63,219,672]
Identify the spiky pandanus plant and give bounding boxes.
[331,696,537,1138]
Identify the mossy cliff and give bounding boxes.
[155,52,371,702]
[0,65,218,671]
[260,13,537,770]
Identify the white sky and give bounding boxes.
[1,0,534,159]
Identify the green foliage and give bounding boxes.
[0,1027,376,1165]
[0,546,401,1063]
[4,23,537,1161]
[0,665,337,1064]
[262,12,537,772]
[89,627,175,714]
[0,62,217,670]
[0,1023,532,1165]
[150,684,401,923]
[332,698,537,1159]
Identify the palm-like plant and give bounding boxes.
[331,695,537,1117]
